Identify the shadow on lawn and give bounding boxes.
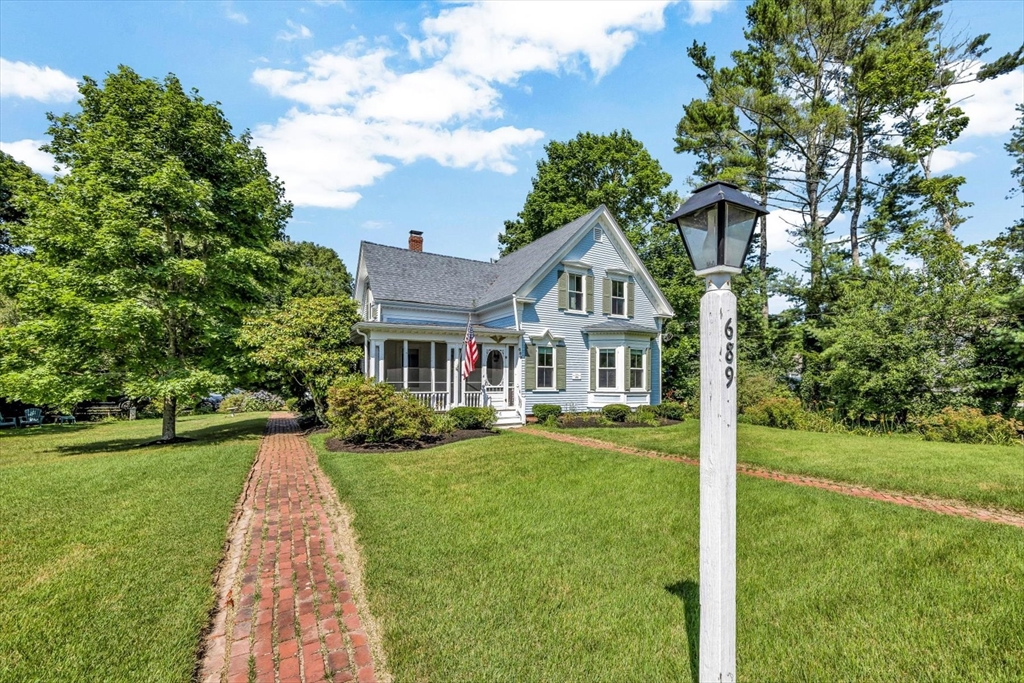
[47,415,267,456]
[666,579,700,683]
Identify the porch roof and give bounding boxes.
[354,321,523,338]
[582,320,659,336]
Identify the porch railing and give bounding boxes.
[409,391,488,410]
[409,392,450,412]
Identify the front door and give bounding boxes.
[483,346,507,402]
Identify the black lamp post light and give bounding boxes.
[668,181,769,682]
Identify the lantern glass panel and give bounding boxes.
[725,204,757,268]
[677,207,718,271]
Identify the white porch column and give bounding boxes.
[403,340,409,390]
[699,274,738,683]
[430,342,436,394]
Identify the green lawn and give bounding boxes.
[314,430,1024,683]
[537,421,1024,511]
[0,413,267,683]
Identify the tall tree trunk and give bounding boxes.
[850,127,864,268]
[161,395,177,441]
[759,196,769,325]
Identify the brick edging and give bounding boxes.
[523,428,1024,528]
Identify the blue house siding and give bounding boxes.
[522,224,663,414]
[482,314,516,328]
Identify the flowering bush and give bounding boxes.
[218,390,285,413]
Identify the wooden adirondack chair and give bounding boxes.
[18,408,43,427]
[0,415,17,428]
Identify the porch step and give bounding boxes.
[494,407,522,428]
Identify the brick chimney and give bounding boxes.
[408,230,423,252]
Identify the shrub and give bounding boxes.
[284,397,300,413]
[431,412,457,436]
[743,396,805,430]
[602,404,632,422]
[654,402,686,421]
[326,378,435,444]
[532,404,563,421]
[218,392,246,413]
[626,410,660,426]
[737,366,790,414]
[448,406,497,430]
[243,390,286,412]
[218,390,285,413]
[909,407,1024,446]
[558,412,611,428]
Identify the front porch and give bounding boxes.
[354,322,525,424]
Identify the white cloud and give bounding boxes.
[764,208,803,252]
[930,149,976,173]
[417,1,672,82]
[0,139,58,176]
[361,220,388,230]
[278,20,313,42]
[252,2,670,209]
[223,1,248,24]
[0,58,78,102]
[948,62,1023,138]
[686,0,730,25]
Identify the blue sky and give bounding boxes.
[2,0,1022,308]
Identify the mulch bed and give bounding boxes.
[325,429,498,453]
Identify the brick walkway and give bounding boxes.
[199,413,382,683]
[526,429,1024,528]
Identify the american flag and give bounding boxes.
[462,320,479,378]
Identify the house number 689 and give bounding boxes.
[724,318,735,387]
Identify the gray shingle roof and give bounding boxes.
[360,206,604,309]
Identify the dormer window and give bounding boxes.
[568,273,584,311]
[610,280,625,316]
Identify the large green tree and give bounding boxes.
[276,239,353,299]
[238,296,362,422]
[0,151,46,255]
[0,66,292,441]
[498,130,679,255]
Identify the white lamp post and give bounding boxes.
[668,181,768,683]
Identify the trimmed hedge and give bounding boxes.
[601,404,632,422]
[532,404,563,421]
[448,406,497,430]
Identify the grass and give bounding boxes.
[0,413,268,683]
[313,430,1024,683]
[538,421,1024,511]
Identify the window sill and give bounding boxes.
[563,309,590,316]
[532,388,559,393]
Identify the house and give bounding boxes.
[352,206,675,426]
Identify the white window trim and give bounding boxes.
[597,347,618,390]
[567,272,586,312]
[535,345,556,390]
[628,347,645,391]
[609,278,627,318]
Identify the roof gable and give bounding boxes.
[355,205,673,318]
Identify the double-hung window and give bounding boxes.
[611,280,626,316]
[598,349,617,389]
[568,273,584,311]
[630,349,644,390]
[536,347,554,389]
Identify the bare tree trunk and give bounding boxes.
[759,205,769,325]
[161,395,177,441]
[850,128,864,268]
